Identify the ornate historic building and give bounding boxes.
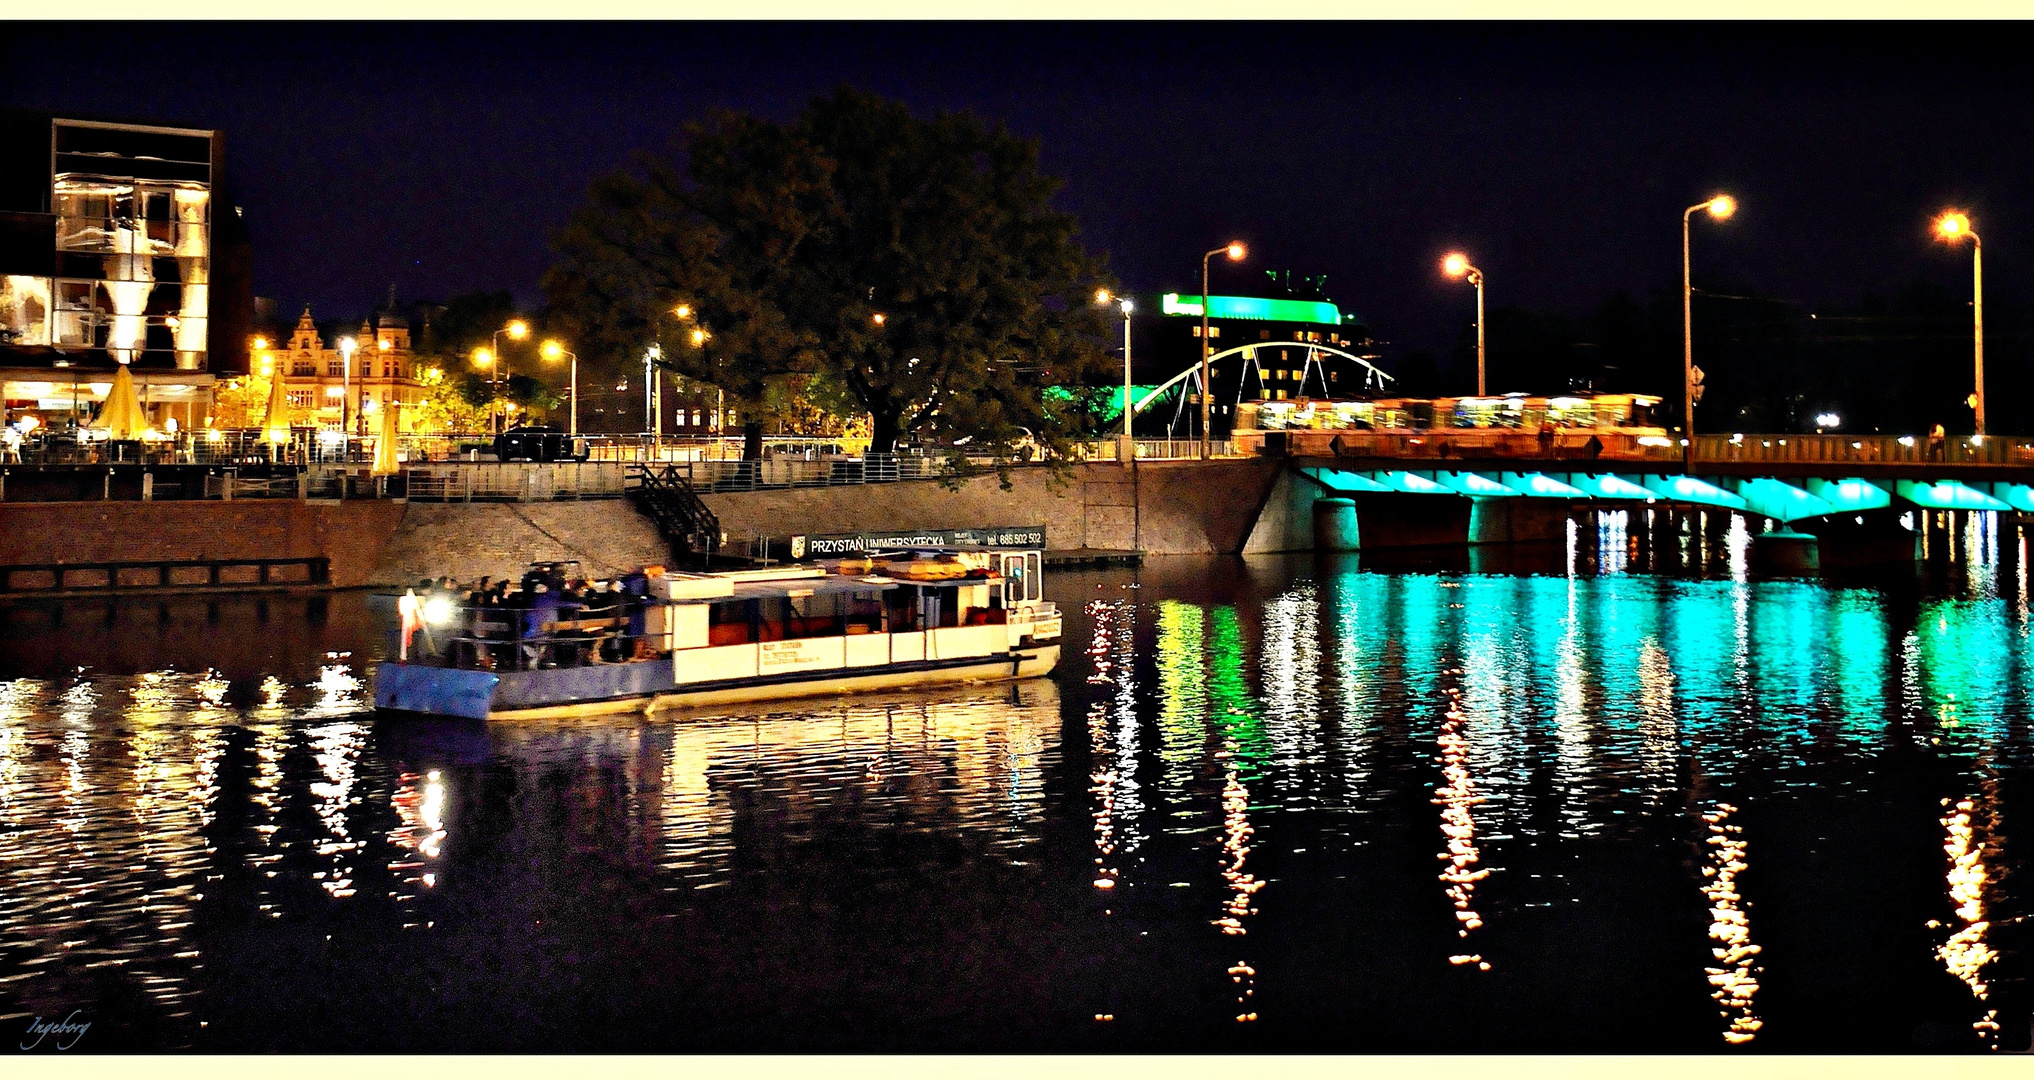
[257,305,424,432]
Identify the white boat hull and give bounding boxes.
[464,645,1060,720]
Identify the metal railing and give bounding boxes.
[1692,433,2034,467]
[401,462,628,501]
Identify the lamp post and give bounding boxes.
[337,336,357,448]
[1441,253,1486,396]
[1682,194,1736,468]
[1200,241,1247,459]
[542,340,578,437]
[1935,211,1985,436]
[1097,290,1136,462]
[643,344,661,441]
[488,319,529,434]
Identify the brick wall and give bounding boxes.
[0,500,407,587]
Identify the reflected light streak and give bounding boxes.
[1700,802,1762,1044]
[1636,637,1678,800]
[1087,599,1123,890]
[1726,514,1750,583]
[1110,600,1145,857]
[1435,687,1491,970]
[1935,794,2001,1041]
[1214,739,1264,1021]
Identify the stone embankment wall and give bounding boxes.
[0,459,1290,595]
[372,502,672,586]
[701,459,1284,555]
[0,500,406,588]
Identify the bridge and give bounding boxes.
[1237,431,2034,569]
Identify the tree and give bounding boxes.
[412,364,494,434]
[546,87,1117,466]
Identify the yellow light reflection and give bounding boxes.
[1435,688,1491,970]
[1935,793,2001,1041]
[1700,801,1763,1044]
[1215,738,1264,1021]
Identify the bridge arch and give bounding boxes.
[1131,343,1395,419]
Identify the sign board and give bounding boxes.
[797,525,1047,557]
[760,638,838,672]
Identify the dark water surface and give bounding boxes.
[3,533,2032,1052]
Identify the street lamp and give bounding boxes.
[1935,210,1985,436]
[1682,193,1735,468]
[337,336,357,446]
[1441,253,1486,396]
[488,319,530,434]
[1200,241,1247,459]
[1097,289,1136,462]
[542,339,578,438]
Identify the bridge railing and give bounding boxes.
[1693,434,2034,467]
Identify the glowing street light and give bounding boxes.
[1199,240,1248,459]
[1935,210,1985,436]
[1097,289,1136,461]
[542,339,579,437]
[1441,253,1487,396]
[338,335,358,440]
[1682,193,1736,467]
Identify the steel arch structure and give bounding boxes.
[1130,342,1395,418]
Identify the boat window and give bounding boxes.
[1024,553,1042,602]
[885,586,921,632]
[844,590,886,634]
[921,585,960,629]
[708,599,754,646]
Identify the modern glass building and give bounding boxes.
[0,109,253,430]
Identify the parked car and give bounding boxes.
[493,426,589,463]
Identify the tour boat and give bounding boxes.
[372,547,1062,720]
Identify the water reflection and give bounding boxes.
[1935,789,2001,1042]
[2,560,2032,1052]
[1436,687,1490,971]
[1699,801,1763,1044]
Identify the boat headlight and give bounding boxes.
[422,595,458,626]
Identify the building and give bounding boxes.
[1141,271,1382,436]
[252,305,425,432]
[0,109,253,431]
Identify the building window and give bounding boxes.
[293,360,314,375]
[287,390,313,408]
[1259,329,1270,340]
[327,360,344,376]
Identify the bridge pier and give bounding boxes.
[1799,508,1919,569]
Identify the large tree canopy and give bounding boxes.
[544,87,1116,459]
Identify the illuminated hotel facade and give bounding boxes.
[248,305,426,432]
[0,109,254,430]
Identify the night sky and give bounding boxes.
[7,21,2033,378]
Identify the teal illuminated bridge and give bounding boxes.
[1300,467,2034,520]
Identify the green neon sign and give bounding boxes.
[1161,293,1342,325]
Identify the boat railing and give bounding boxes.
[400,597,667,672]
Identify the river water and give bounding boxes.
[2,525,2031,1053]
